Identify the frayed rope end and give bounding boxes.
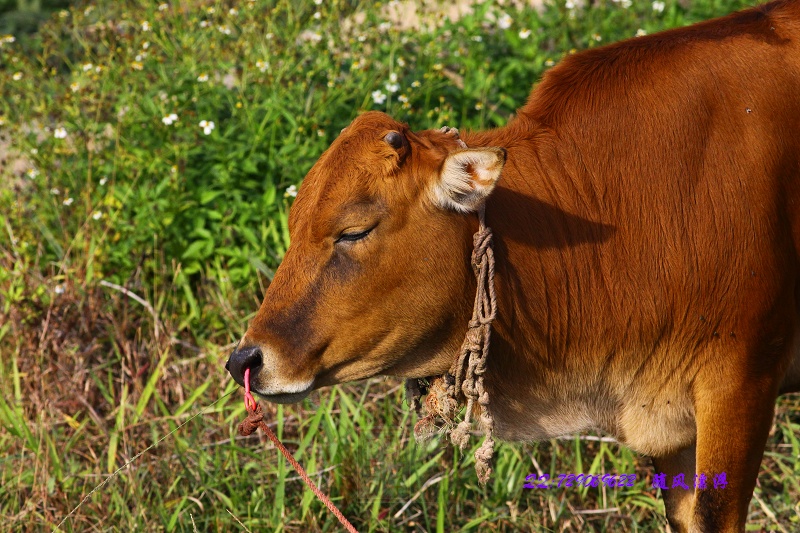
[450,421,472,449]
[474,435,495,484]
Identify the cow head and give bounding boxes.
[226,111,506,403]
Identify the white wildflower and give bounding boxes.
[314,0,322,4]
[471,35,482,42]
[26,168,39,179]
[411,80,421,88]
[313,11,321,20]
[51,187,61,195]
[385,82,399,93]
[162,113,178,125]
[70,82,80,92]
[229,8,238,15]
[54,127,67,139]
[197,73,209,82]
[256,60,269,72]
[519,29,531,39]
[54,285,65,295]
[317,129,325,137]
[218,25,231,35]
[565,0,576,9]
[92,211,103,220]
[99,177,108,186]
[371,90,387,105]
[497,13,512,30]
[636,28,647,36]
[199,120,215,135]
[12,72,23,81]
[300,30,322,43]
[158,3,168,11]
[285,184,298,197]
[592,33,602,42]
[379,22,391,32]
[652,1,665,12]
[397,57,406,67]
[131,61,143,71]
[545,59,555,67]
[200,20,209,28]
[63,197,74,206]
[142,41,150,49]
[141,21,151,31]
[398,94,409,103]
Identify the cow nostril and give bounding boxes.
[227,346,263,387]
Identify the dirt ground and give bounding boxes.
[363,0,547,31]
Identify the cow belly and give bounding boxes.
[490,389,696,457]
[617,392,697,457]
[490,397,598,443]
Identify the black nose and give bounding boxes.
[226,345,262,387]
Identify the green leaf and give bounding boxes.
[181,240,208,260]
[200,190,225,205]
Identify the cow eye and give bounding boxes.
[336,228,372,244]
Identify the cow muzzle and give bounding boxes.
[226,343,314,403]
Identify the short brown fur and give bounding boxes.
[232,1,800,531]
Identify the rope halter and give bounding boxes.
[406,126,499,484]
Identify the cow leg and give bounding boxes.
[652,445,696,533]
[690,375,778,532]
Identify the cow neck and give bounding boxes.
[405,163,500,483]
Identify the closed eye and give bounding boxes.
[335,228,373,244]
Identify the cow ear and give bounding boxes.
[433,148,506,212]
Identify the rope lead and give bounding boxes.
[239,374,359,533]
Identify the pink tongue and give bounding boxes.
[244,367,256,411]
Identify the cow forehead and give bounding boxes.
[322,111,410,173]
[288,112,436,235]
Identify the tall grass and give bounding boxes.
[1,0,798,531]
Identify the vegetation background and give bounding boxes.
[1,0,798,531]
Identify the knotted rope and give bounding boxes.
[407,203,498,484]
[238,368,359,533]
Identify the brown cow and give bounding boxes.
[227,1,800,531]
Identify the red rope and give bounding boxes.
[238,369,359,533]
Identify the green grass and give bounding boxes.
[1,0,798,531]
